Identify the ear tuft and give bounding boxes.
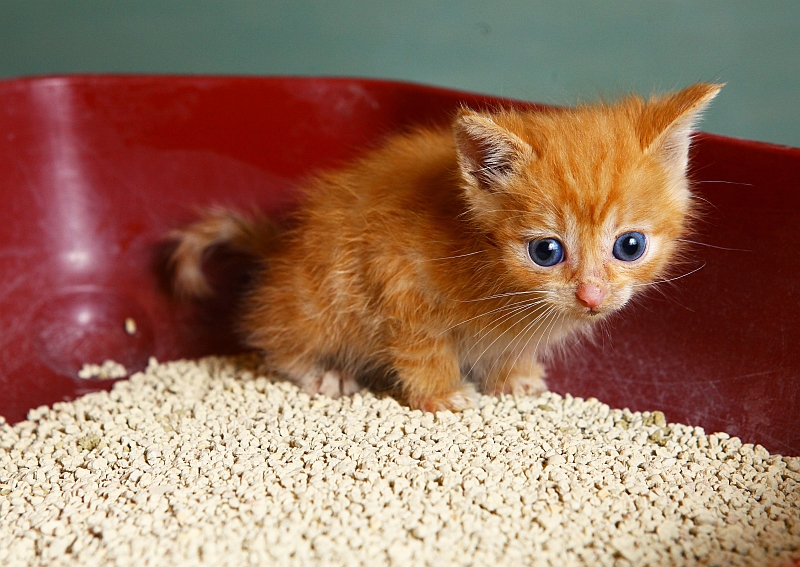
[453,110,533,191]
[639,83,723,172]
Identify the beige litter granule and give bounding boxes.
[1,356,798,567]
[124,318,137,336]
[77,360,128,380]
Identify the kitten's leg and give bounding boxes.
[245,282,362,398]
[389,335,478,412]
[481,356,548,397]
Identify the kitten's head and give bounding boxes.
[453,83,722,321]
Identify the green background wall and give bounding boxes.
[1,1,798,147]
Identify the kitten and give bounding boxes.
[169,84,722,412]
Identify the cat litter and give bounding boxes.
[77,360,129,380]
[1,356,798,567]
[124,318,137,336]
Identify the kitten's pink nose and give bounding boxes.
[576,283,608,308]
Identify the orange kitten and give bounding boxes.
[169,84,722,412]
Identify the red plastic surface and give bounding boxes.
[1,76,798,455]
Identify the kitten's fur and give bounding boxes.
[170,84,721,412]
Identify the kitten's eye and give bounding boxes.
[613,232,647,262]
[528,238,565,267]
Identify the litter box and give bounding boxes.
[1,76,798,456]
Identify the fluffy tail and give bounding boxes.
[168,208,279,298]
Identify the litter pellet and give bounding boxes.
[76,359,128,380]
[124,318,137,335]
[1,355,798,567]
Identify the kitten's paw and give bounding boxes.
[503,373,548,396]
[484,363,548,396]
[296,368,360,398]
[407,384,479,413]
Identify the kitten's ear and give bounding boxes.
[453,109,533,191]
[639,83,723,172]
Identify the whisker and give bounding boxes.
[633,273,697,313]
[458,289,554,303]
[476,209,535,214]
[505,308,565,393]
[499,306,560,391]
[467,304,553,375]
[632,263,706,288]
[426,250,486,261]
[530,309,562,363]
[544,312,564,350]
[484,305,557,386]
[512,305,555,358]
[690,194,724,216]
[661,293,695,312]
[467,300,550,345]
[697,179,754,187]
[676,238,750,252]
[439,297,550,335]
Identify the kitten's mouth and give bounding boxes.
[585,306,608,318]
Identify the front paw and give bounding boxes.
[406,383,479,412]
[483,363,548,396]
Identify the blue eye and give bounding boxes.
[528,238,565,267]
[613,232,647,262]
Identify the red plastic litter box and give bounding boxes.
[1,75,799,456]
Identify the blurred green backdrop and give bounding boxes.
[1,1,798,147]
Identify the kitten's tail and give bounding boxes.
[168,208,279,298]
